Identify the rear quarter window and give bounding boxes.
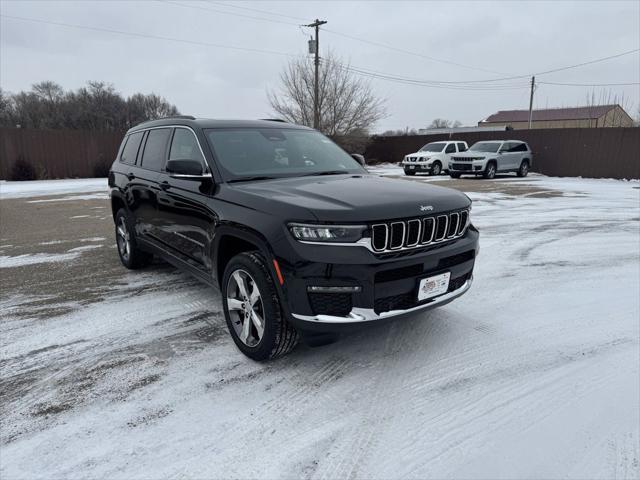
[120,131,144,164]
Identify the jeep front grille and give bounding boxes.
[370,210,469,253]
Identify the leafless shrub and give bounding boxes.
[268,52,387,136]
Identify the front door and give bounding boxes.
[155,127,217,268]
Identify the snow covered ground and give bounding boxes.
[0,178,107,199]
[1,174,639,479]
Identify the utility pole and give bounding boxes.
[528,76,536,129]
[305,19,327,130]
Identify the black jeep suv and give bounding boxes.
[109,117,479,360]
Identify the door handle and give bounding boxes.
[127,172,135,181]
[160,181,171,191]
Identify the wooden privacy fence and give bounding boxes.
[358,127,640,179]
[1,126,639,180]
[0,128,124,180]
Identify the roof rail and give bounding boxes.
[134,115,196,128]
[259,118,287,123]
[163,115,196,120]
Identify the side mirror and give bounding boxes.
[166,159,210,179]
[351,153,366,166]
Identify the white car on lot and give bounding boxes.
[402,141,468,176]
[449,140,533,179]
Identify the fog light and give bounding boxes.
[307,286,362,293]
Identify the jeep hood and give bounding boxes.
[223,174,470,223]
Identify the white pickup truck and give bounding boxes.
[402,141,469,176]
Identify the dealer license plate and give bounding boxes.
[417,272,450,301]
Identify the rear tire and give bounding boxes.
[483,162,496,179]
[517,160,529,177]
[222,251,298,361]
[115,208,152,269]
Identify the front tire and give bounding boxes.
[222,252,298,361]
[517,160,529,177]
[114,208,152,269]
[430,162,442,176]
[449,172,461,179]
[483,162,496,179]
[404,169,416,176]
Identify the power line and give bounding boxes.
[162,1,299,26]
[156,1,639,85]
[538,81,640,86]
[323,29,506,76]
[0,14,294,57]
[2,14,636,91]
[206,0,308,22]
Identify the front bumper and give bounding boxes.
[277,227,478,332]
[292,277,471,324]
[403,162,431,171]
[450,161,485,172]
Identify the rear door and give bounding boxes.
[511,142,529,168]
[155,127,216,268]
[134,128,172,239]
[497,142,515,171]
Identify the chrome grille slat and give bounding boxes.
[406,219,421,247]
[389,222,405,250]
[369,209,469,253]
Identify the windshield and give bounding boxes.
[205,128,365,181]
[419,142,446,152]
[469,142,502,153]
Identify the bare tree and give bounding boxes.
[0,81,180,131]
[428,118,461,129]
[268,52,386,136]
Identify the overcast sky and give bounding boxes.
[1,0,639,132]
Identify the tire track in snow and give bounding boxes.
[375,339,634,478]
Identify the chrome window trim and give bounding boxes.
[128,124,209,174]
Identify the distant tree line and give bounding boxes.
[0,81,180,131]
[380,118,463,136]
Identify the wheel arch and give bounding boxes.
[110,191,126,220]
[213,224,275,289]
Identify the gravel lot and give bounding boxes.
[1,172,638,479]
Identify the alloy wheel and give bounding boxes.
[226,269,265,347]
[116,216,131,262]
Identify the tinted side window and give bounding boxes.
[445,143,456,153]
[120,131,144,164]
[169,129,205,164]
[500,142,512,152]
[512,142,528,152]
[140,128,171,172]
[457,142,467,152]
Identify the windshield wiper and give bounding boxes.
[304,170,348,177]
[228,176,277,183]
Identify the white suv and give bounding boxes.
[402,141,468,176]
[449,140,533,179]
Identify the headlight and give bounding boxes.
[288,223,366,243]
